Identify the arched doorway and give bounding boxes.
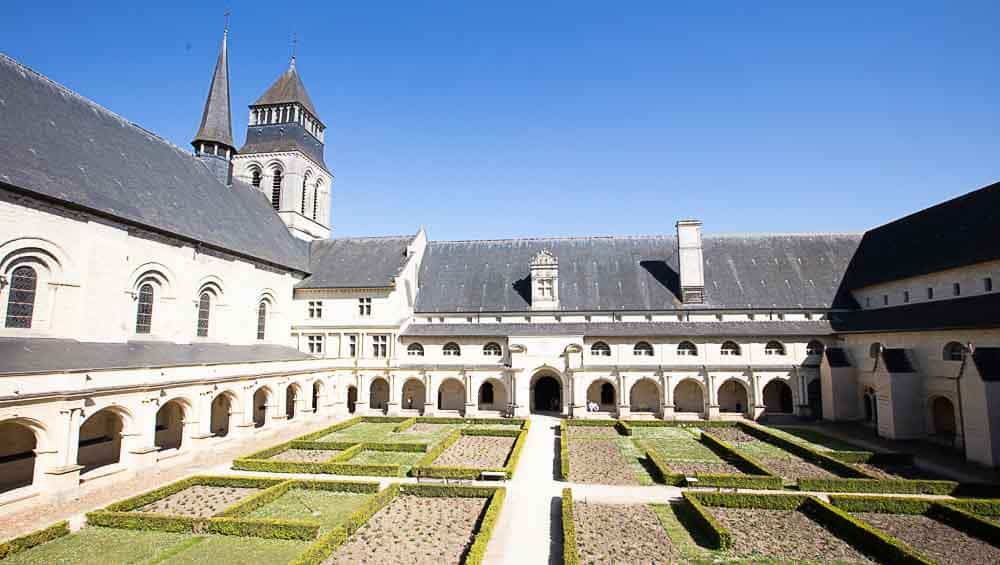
[478,379,508,411]
[586,380,616,411]
[210,392,235,437]
[438,378,466,413]
[78,407,126,473]
[154,400,185,451]
[807,379,822,419]
[402,379,426,412]
[369,378,389,412]
[863,387,877,426]
[931,396,957,439]
[347,386,358,414]
[0,421,38,494]
[718,379,749,414]
[629,379,660,414]
[311,381,323,414]
[762,380,794,414]
[674,379,704,414]
[286,384,300,420]
[253,387,271,428]
[531,373,562,413]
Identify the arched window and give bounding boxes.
[633,341,654,356]
[313,180,321,220]
[407,343,424,357]
[135,283,154,334]
[196,292,212,337]
[483,342,502,357]
[256,301,268,340]
[591,342,611,357]
[250,168,262,188]
[677,341,698,356]
[4,266,38,328]
[270,169,282,210]
[721,341,741,356]
[869,343,882,359]
[943,342,965,362]
[443,342,461,356]
[806,340,825,356]
[301,173,311,215]
[480,382,494,404]
[764,341,786,356]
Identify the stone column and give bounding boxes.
[751,373,766,420]
[464,373,477,417]
[422,373,436,417]
[126,398,160,470]
[387,373,401,416]
[272,381,289,423]
[41,406,84,496]
[617,373,631,420]
[355,373,370,414]
[706,373,720,420]
[661,373,675,421]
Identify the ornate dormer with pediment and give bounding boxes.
[530,250,559,311]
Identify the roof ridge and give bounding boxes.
[705,232,865,239]
[431,235,676,244]
[322,233,416,242]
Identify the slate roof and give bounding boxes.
[0,338,313,375]
[972,348,1000,382]
[401,320,834,338]
[298,235,416,289]
[840,181,1000,291]
[830,292,1000,333]
[825,347,851,367]
[240,123,326,167]
[192,31,234,149]
[0,54,309,272]
[881,348,915,373]
[252,59,320,120]
[413,234,861,313]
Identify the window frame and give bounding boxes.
[633,341,654,357]
[720,341,741,356]
[4,265,38,329]
[358,297,372,317]
[307,300,323,319]
[407,343,425,357]
[443,342,461,357]
[677,341,698,357]
[591,341,611,357]
[764,340,786,356]
[196,291,212,338]
[306,334,325,355]
[256,300,268,340]
[135,282,155,335]
[483,342,503,357]
[372,335,388,358]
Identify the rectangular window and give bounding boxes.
[903,290,910,303]
[986,277,994,292]
[307,335,324,354]
[883,294,888,306]
[347,335,357,357]
[538,279,553,299]
[953,282,961,296]
[927,287,934,300]
[372,335,388,358]
[358,297,372,317]
[307,300,323,319]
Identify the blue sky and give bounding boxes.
[3,1,998,239]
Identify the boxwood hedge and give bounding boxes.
[0,521,69,560]
[561,488,579,565]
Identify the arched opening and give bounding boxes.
[438,378,466,413]
[4,265,38,328]
[347,386,358,414]
[943,342,965,362]
[478,379,508,411]
[311,381,323,413]
[210,392,234,437]
[402,379,426,412]
[718,379,749,414]
[256,300,269,341]
[930,396,957,439]
[253,387,271,428]
[369,378,389,412]
[78,408,126,473]
[285,384,300,420]
[673,379,704,414]
[154,400,185,451]
[629,379,660,414]
[807,379,822,419]
[531,374,562,414]
[863,387,877,426]
[762,380,794,414]
[586,380,616,412]
[0,421,38,493]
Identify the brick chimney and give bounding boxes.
[676,220,705,304]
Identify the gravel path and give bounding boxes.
[567,439,639,485]
[573,502,677,564]
[323,495,487,564]
[432,436,516,468]
[711,507,875,563]
[855,512,1000,565]
[268,449,342,463]
[136,485,259,518]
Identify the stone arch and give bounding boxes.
[673,378,704,414]
[586,378,617,411]
[478,378,508,412]
[530,370,563,414]
[210,390,238,437]
[929,396,957,439]
[0,418,46,494]
[286,383,302,420]
[78,406,131,473]
[154,398,188,451]
[311,380,324,413]
[347,386,358,414]
[629,378,660,414]
[438,378,466,413]
[402,378,426,412]
[718,378,749,414]
[253,386,272,428]
[1,238,75,331]
[369,378,390,412]
[762,379,794,414]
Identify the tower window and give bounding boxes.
[313,180,321,220]
[251,169,261,188]
[196,291,211,337]
[271,170,282,210]
[136,283,154,334]
[4,266,37,329]
[883,294,888,306]
[301,174,310,215]
[256,301,267,340]
[927,287,934,300]
[538,278,554,299]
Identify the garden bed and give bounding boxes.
[854,512,1000,564]
[431,435,516,468]
[566,439,638,485]
[135,485,261,518]
[268,449,343,463]
[572,502,678,562]
[245,490,374,532]
[704,427,850,481]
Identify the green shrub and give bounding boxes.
[642,445,685,486]
[409,466,486,480]
[360,441,428,452]
[290,479,381,494]
[242,441,296,460]
[828,495,934,514]
[560,429,570,480]
[679,493,731,549]
[206,517,319,540]
[947,498,1000,517]
[392,417,417,432]
[615,420,633,436]
[686,491,806,510]
[689,474,784,490]
[330,444,365,462]
[400,484,499,498]
[85,511,196,533]
[699,431,777,477]
[799,478,959,495]
[416,416,526,427]
[564,419,618,427]
[360,416,412,423]
[0,521,69,560]
[503,429,529,478]
[463,428,521,438]
[289,440,360,451]
[804,497,933,564]
[562,488,579,565]
[465,489,506,565]
[827,450,876,463]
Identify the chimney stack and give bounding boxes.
[676,220,705,304]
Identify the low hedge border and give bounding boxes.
[829,494,1000,546]
[104,475,286,512]
[563,419,619,427]
[615,420,632,436]
[689,473,785,490]
[562,488,579,565]
[330,444,365,463]
[685,491,807,510]
[503,424,530,478]
[0,521,69,560]
[929,503,1000,546]
[393,417,417,432]
[946,498,1000,517]
[465,488,506,565]
[297,416,363,441]
[359,416,412,423]
[416,416,527,429]
[699,430,778,478]
[799,477,959,495]
[559,422,570,480]
[215,481,294,517]
[288,440,361,451]
[85,511,196,534]
[232,458,405,477]
[410,426,528,478]
[413,428,462,467]
[205,516,319,540]
[739,421,873,479]
[804,497,933,564]
[679,492,731,549]
[641,444,685,486]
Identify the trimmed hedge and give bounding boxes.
[829,494,1000,546]
[826,450,877,463]
[359,416,412,423]
[288,440,361,451]
[562,488,579,565]
[680,492,731,549]
[503,425,530,478]
[410,426,528,479]
[466,488,506,565]
[699,430,778,478]
[803,497,933,564]
[799,477,959,495]
[947,498,1000,517]
[417,416,527,428]
[104,475,285,512]
[686,491,807,510]
[828,495,935,514]
[413,428,462,467]
[739,421,873,479]
[232,458,405,477]
[615,420,632,436]
[929,503,1000,546]
[297,416,363,441]
[0,521,69,560]
[206,517,319,540]
[463,427,521,438]
[559,423,570,480]
[290,479,381,494]
[400,484,500,498]
[216,481,294,517]
[330,444,365,462]
[393,417,417,432]
[86,510,196,534]
[642,444,685,486]
[689,474,784,490]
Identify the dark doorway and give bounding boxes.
[532,376,561,413]
[600,383,614,405]
[807,380,822,419]
[347,386,358,414]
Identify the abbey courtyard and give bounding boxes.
[1,17,1000,565]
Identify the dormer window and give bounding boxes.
[529,250,559,311]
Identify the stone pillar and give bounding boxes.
[387,373,401,416]
[272,382,289,423]
[355,374,370,414]
[751,373,766,420]
[706,373,720,420]
[422,374,436,417]
[617,373,630,420]
[464,373,477,417]
[661,374,675,421]
[329,376,349,418]
[127,398,160,470]
[41,407,84,496]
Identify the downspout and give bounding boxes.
[954,342,973,459]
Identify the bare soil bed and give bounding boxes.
[573,502,677,563]
[431,435,515,468]
[666,459,745,476]
[268,449,341,463]
[706,427,759,443]
[567,439,638,485]
[401,423,452,434]
[854,512,1000,565]
[758,457,839,479]
[566,426,620,439]
[136,485,260,518]
[323,495,487,565]
[854,462,943,481]
[710,507,875,563]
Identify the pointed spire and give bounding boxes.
[192,24,235,150]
